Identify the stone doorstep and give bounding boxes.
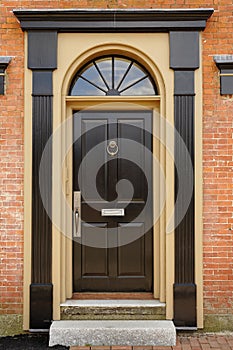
[49,320,176,348]
[60,300,166,320]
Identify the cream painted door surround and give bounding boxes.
[13,8,213,331]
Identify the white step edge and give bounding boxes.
[60,299,165,307]
[49,320,176,347]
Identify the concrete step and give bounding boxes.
[49,320,176,347]
[60,299,166,320]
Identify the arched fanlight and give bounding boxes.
[69,56,158,96]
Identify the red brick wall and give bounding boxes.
[0,4,24,315]
[201,1,233,318]
[0,0,233,321]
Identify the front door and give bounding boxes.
[73,110,153,292]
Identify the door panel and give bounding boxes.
[81,119,108,201]
[117,223,145,276]
[81,223,108,277]
[118,119,145,200]
[73,111,153,292]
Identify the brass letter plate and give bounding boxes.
[101,208,125,216]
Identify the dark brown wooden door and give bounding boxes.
[73,111,153,292]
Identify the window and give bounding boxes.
[69,55,158,96]
[0,57,11,95]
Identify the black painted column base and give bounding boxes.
[30,283,53,330]
[174,283,197,327]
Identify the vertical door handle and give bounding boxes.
[73,191,81,238]
[75,209,81,238]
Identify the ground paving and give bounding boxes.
[70,334,233,350]
[1,332,233,349]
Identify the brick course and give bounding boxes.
[0,0,233,323]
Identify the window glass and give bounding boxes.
[69,56,157,96]
[121,77,155,96]
[96,58,112,89]
[114,58,131,89]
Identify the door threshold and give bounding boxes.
[72,292,154,300]
[61,299,165,307]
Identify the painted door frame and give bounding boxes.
[14,8,214,331]
[64,96,164,304]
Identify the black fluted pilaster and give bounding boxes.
[28,31,57,330]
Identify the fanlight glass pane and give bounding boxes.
[69,56,157,96]
[114,58,131,89]
[121,77,155,96]
[82,64,107,92]
[119,63,146,92]
[96,58,112,89]
[70,78,105,96]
